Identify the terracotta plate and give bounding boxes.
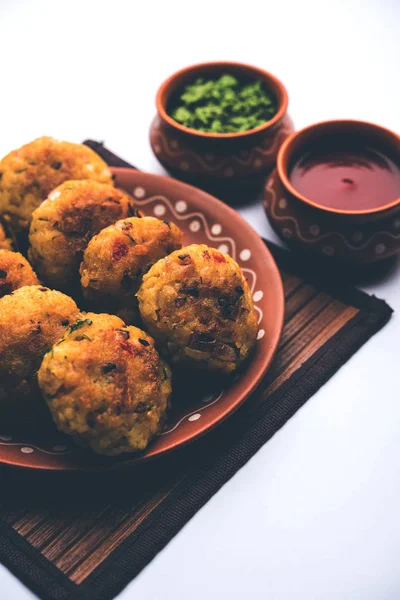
[0,169,284,471]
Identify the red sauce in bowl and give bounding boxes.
[290,141,400,211]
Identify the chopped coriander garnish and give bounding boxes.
[169,74,277,133]
[68,318,93,334]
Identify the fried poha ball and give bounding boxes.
[0,250,39,298]
[29,180,139,291]
[38,313,172,456]
[80,217,184,324]
[0,285,79,418]
[137,244,258,373]
[0,222,13,250]
[0,137,113,233]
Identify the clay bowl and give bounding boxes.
[264,120,400,264]
[150,61,294,201]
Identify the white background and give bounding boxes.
[0,0,399,598]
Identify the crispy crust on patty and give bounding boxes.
[38,313,172,455]
[137,244,258,373]
[0,137,113,233]
[0,285,79,418]
[80,216,184,324]
[0,249,39,298]
[29,180,139,290]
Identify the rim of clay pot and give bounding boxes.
[156,61,288,139]
[277,119,400,216]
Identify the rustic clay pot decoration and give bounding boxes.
[150,62,294,200]
[264,120,400,263]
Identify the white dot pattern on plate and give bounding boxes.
[189,220,201,232]
[253,290,263,302]
[375,243,386,255]
[171,140,179,149]
[257,329,265,340]
[0,435,12,442]
[278,198,287,209]
[21,447,34,454]
[309,225,320,236]
[211,224,222,235]
[180,161,190,171]
[282,228,292,238]
[218,244,229,254]
[253,158,262,168]
[352,231,363,242]
[175,201,187,213]
[154,204,166,217]
[188,413,201,422]
[322,246,335,256]
[133,186,145,199]
[240,249,251,261]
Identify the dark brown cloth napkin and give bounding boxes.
[0,144,393,600]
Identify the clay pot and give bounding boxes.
[150,62,294,200]
[264,120,400,263]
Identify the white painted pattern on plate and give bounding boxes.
[0,440,71,455]
[161,391,224,435]
[133,194,238,260]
